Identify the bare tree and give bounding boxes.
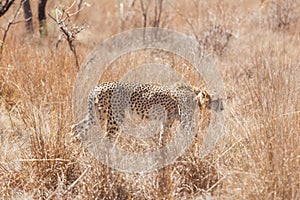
[0,0,16,17]
[23,0,33,34]
[76,0,83,13]
[38,0,48,36]
[153,0,163,27]
[139,0,163,39]
[118,0,135,30]
[21,0,50,36]
[48,1,87,70]
[140,0,149,29]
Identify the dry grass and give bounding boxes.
[0,0,299,199]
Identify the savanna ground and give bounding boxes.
[0,0,299,199]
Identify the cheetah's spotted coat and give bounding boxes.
[72,82,223,140]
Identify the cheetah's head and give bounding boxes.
[195,90,224,112]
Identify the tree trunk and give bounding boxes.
[38,0,48,37]
[23,0,34,34]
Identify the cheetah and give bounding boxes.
[72,82,223,141]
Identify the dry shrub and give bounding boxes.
[168,0,237,57]
[201,24,233,56]
[217,32,300,199]
[244,49,300,199]
[0,36,81,198]
[261,0,300,32]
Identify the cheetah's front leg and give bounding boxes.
[71,114,92,140]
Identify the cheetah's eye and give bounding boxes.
[200,91,209,101]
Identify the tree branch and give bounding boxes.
[0,0,24,58]
[0,0,16,17]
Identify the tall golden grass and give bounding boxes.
[0,0,299,199]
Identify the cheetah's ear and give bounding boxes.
[199,91,207,103]
[192,86,201,95]
[196,91,209,110]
